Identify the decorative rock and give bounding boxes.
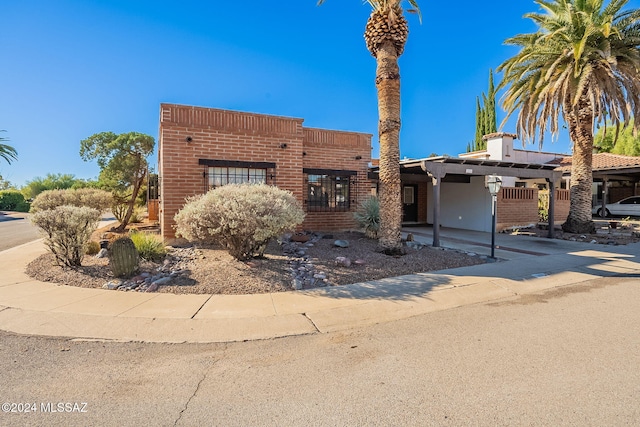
[406,241,424,250]
[291,233,310,243]
[313,273,326,280]
[95,248,108,259]
[152,276,172,286]
[293,278,303,290]
[353,259,366,266]
[145,283,159,292]
[334,240,349,248]
[406,233,414,242]
[335,256,352,267]
[102,280,122,290]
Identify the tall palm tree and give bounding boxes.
[318,0,420,254]
[498,0,640,234]
[0,131,18,164]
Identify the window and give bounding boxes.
[198,159,276,192]
[305,169,357,212]
[208,167,266,188]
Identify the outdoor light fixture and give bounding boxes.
[486,175,502,259]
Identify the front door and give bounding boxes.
[402,185,418,222]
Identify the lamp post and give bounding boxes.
[486,175,502,259]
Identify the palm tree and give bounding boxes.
[317,0,420,254]
[0,131,18,164]
[498,0,640,234]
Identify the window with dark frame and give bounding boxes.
[208,166,267,189]
[305,169,356,212]
[198,159,276,192]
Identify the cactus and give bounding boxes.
[109,236,139,277]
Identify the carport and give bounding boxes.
[552,153,640,217]
[395,157,563,247]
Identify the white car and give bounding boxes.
[592,196,640,218]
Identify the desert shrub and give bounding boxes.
[129,207,144,223]
[31,206,101,267]
[30,188,112,213]
[0,190,29,212]
[85,240,101,255]
[354,196,380,239]
[112,201,128,222]
[174,183,305,260]
[130,231,166,261]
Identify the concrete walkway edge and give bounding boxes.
[2,236,640,343]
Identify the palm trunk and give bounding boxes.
[562,97,596,234]
[375,39,403,254]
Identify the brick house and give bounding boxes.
[158,104,372,240]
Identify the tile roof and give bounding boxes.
[548,153,640,172]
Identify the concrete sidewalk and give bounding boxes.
[1,231,640,343]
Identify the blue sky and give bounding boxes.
[2,0,639,187]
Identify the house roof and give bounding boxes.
[549,153,640,172]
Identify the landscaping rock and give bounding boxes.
[146,282,159,292]
[95,248,108,259]
[291,233,310,243]
[334,240,349,248]
[335,256,352,267]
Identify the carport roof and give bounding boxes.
[371,156,561,180]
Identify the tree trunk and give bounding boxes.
[115,168,146,232]
[375,39,404,254]
[562,96,596,234]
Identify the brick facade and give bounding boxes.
[158,104,372,240]
[497,187,571,231]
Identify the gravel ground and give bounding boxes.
[25,232,486,295]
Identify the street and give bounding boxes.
[1,276,638,426]
[0,212,41,252]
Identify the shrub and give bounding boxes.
[31,206,101,267]
[130,231,166,261]
[0,190,29,212]
[30,188,112,213]
[129,207,144,224]
[174,184,305,260]
[86,240,101,255]
[354,196,380,239]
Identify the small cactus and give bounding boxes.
[109,236,139,277]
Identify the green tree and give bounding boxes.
[0,131,18,164]
[594,119,640,155]
[469,70,497,152]
[498,0,640,234]
[318,0,420,254]
[21,173,86,200]
[0,174,14,190]
[80,132,155,232]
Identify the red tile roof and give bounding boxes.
[549,153,640,172]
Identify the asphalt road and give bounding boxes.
[0,276,639,426]
[0,212,41,252]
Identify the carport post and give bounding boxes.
[547,179,555,238]
[431,174,442,248]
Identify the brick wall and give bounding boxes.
[302,127,372,231]
[159,104,372,239]
[609,186,634,203]
[496,187,539,230]
[554,189,570,223]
